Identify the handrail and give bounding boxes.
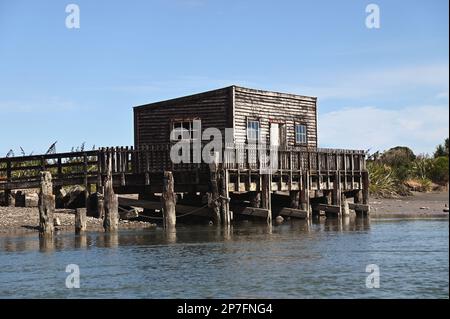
[0,144,367,188]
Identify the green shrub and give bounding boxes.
[429,156,449,185]
[367,162,401,197]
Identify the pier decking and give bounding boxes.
[0,144,369,221]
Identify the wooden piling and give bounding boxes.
[208,153,221,225]
[261,173,272,224]
[341,193,350,217]
[289,190,300,209]
[249,191,261,208]
[332,172,341,205]
[75,208,87,234]
[103,158,119,232]
[362,171,369,205]
[4,190,14,207]
[221,169,231,225]
[300,172,310,216]
[354,189,363,204]
[38,171,55,237]
[162,171,176,229]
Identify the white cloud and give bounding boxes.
[0,97,76,113]
[318,104,449,155]
[290,64,449,100]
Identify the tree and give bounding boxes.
[434,138,449,158]
[430,156,449,185]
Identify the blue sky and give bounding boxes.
[0,0,448,156]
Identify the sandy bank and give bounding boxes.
[370,191,449,218]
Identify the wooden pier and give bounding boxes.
[0,143,369,224]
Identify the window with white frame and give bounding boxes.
[295,123,307,144]
[247,120,260,142]
[171,119,199,141]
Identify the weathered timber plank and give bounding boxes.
[349,203,370,212]
[238,207,271,218]
[315,203,341,213]
[277,207,309,219]
[117,197,210,217]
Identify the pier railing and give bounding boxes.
[0,144,366,190]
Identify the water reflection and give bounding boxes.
[165,228,177,244]
[0,217,373,253]
[74,233,87,249]
[312,216,371,232]
[104,232,119,248]
[39,235,54,253]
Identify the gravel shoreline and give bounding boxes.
[0,207,156,235]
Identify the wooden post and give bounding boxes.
[332,172,341,208]
[362,171,369,205]
[289,190,300,209]
[103,158,119,232]
[162,171,176,229]
[221,169,231,226]
[38,171,55,237]
[97,192,105,219]
[5,159,12,206]
[341,193,350,217]
[249,191,261,208]
[4,190,14,207]
[324,190,332,205]
[300,171,310,216]
[208,152,221,225]
[261,173,272,224]
[75,208,87,234]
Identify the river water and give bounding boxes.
[0,218,448,298]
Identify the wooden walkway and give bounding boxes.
[0,144,369,219]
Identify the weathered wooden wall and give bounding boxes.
[134,86,318,149]
[134,87,231,147]
[233,86,318,148]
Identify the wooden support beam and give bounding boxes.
[162,171,176,229]
[38,171,55,237]
[261,173,272,224]
[249,191,261,208]
[289,190,300,209]
[277,207,309,219]
[4,159,12,206]
[354,189,363,203]
[315,203,341,214]
[75,208,87,234]
[118,197,210,217]
[239,207,271,218]
[324,190,332,205]
[349,203,370,212]
[3,190,13,207]
[221,169,231,225]
[341,193,350,217]
[208,153,221,225]
[103,158,119,232]
[362,171,369,205]
[300,171,310,214]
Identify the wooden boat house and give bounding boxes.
[0,85,369,227]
